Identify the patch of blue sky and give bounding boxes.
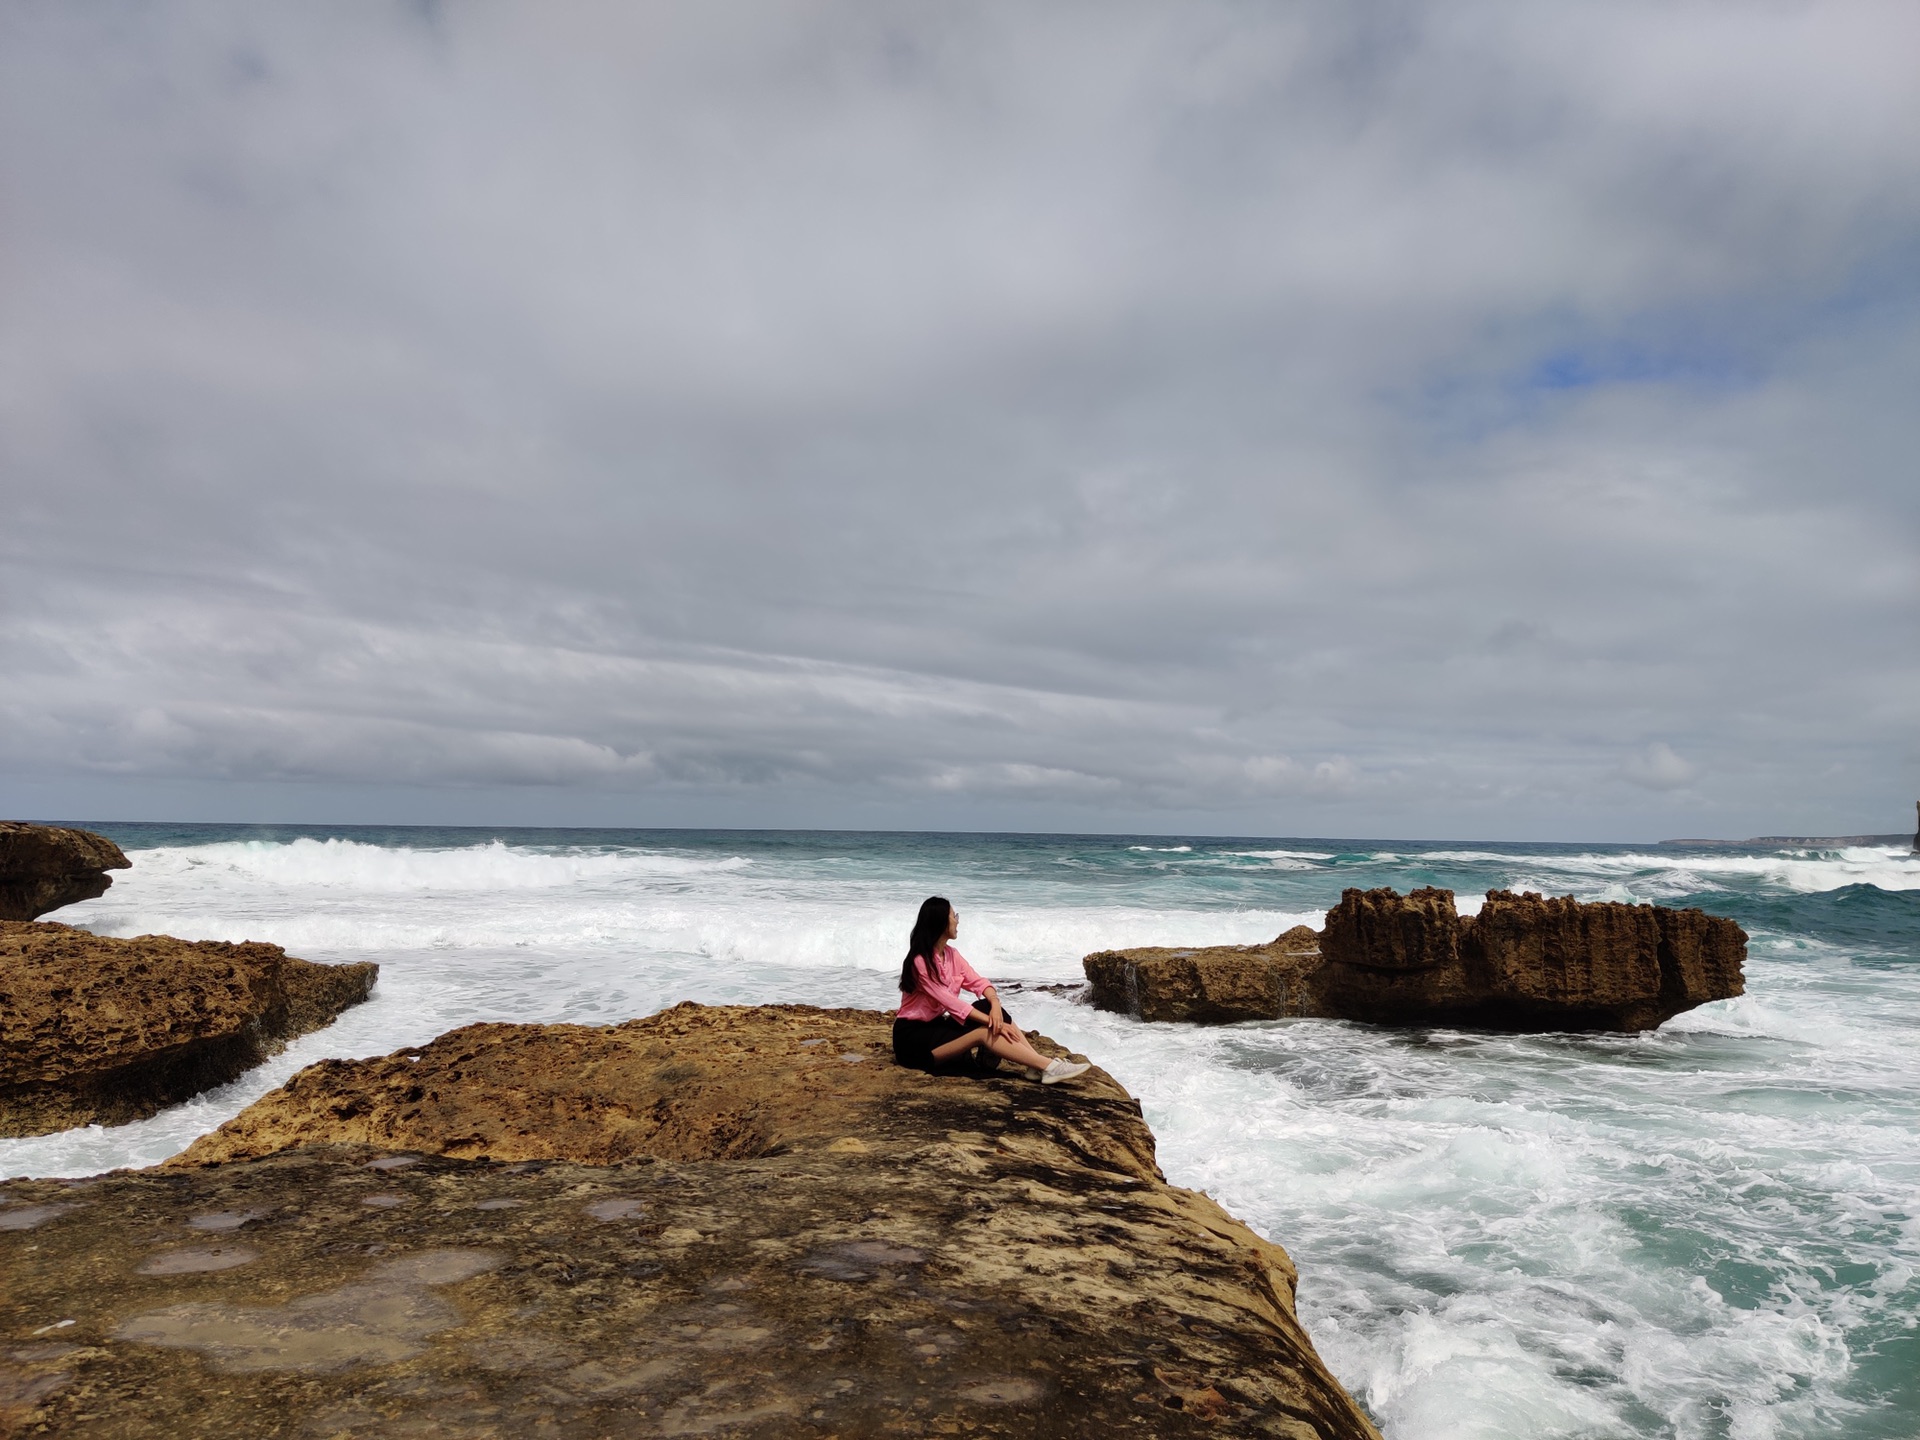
[1398,229,1920,450]
[1510,230,1920,405]
[1519,337,1758,395]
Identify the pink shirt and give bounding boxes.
[896,946,994,1023]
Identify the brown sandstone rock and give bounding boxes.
[1647,903,1750,1022]
[1309,886,1480,1023]
[0,922,378,1137]
[1318,887,1745,1031]
[1085,892,1744,1032]
[1084,925,1323,1023]
[0,822,130,921]
[1,1004,1382,1439]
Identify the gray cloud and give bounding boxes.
[2,0,1916,838]
[1619,743,1697,793]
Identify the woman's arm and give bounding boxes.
[981,984,1008,1038]
[953,952,1008,1037]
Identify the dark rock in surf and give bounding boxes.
[0,821,130,921]
[0,921,378,1137]
[1084,891,1745,1032]
[1,1004,1381,1439]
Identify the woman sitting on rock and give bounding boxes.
[891,896,1091,1084]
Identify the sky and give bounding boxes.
[2,0,1916,841]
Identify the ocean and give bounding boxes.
[4,824,1916,1440]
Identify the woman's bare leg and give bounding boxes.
[984,1031,1053,1071]
[929,1026,1053,1073]
[929,1027,991,1063]
[976,1004,1035,1054]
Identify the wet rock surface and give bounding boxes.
[0,923,378,1137]
[2,1004,1380,1438]
[0,824,129,923]
[1086,891,1744,1032]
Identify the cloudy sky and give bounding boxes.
[2,1,1915,840]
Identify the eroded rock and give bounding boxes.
[0,823,129,922]
[1085,893,1745,1032]
[0,922,378,1137]
[1317,887,1746,1030]
[2,1003,1381,1438]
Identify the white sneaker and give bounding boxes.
[1040,1058,1092,1085]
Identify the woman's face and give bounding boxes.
[945,906,960,943]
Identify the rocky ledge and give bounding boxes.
[0,922,378,1137]
[2,1003,1379,1439]
[1086,887,1745,1032]
[0,823,130,922]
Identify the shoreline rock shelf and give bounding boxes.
[0,822,130,922]
[2,1003,1381,1438]
[0,922,379,1137]
[1085,887,1745,1031]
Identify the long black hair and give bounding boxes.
[899,895,953,994]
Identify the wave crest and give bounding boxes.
[125,838,753,892]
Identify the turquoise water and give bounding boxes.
[5,824,1916,1439]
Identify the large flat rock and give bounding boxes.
[0,922,378,1137]
[1085,889,1745,1032]
[0,823,130,922]
[1,1003,1380,1439]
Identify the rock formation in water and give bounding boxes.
[1082,926,1324,1024]
[1316,887,1745,1031]
[1086,890,1745,1032]
[1,1004,1382,1439]
[0,822,131,921]
[0,922,379,1137]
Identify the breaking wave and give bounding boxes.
[124,837,752,892]
[1421,846,1920,898]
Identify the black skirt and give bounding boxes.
[892,1001,1014,1075]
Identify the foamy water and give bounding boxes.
[6,825,1917,1439]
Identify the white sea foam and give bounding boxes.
[125,837,752,892]
[1019,954,1920,1440]
[62,839,1315,978]
[1227,849,1337,869]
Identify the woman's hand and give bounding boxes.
[986,990,1008,1040]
